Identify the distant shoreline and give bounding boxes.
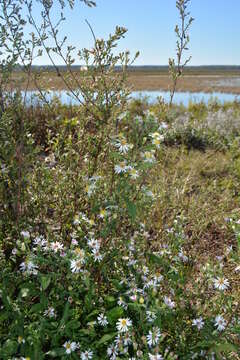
[9,67,240,94]
[14,65,240,72]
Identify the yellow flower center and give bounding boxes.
[18,336,23,343]
[121,319,127,326]
[120,139,127,145]
[75,248,84,256]
[100,209,106,217]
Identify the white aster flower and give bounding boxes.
[178,250,188,262]
[81,350,93,359]
[114,333,123,347]
[158,122,168,130]
[192,317,204,330]
[114,137,132,154]
[44,306,56,318]
[116,318,132,333]
[97,313,108,326]
[214,315,227,331]
[71,238,78,246]
[117,296,127,309]
[142,150,156,163]
[149,353,164,360]
[70,258,84,273]
[107,344,118,359]
[150,132,164,148]
[164,296,175,309]
[88,237,100,250]
[50,241,64,253]
[114,162,130,174]
[146,327,161,347]
[63,341,78,355]
[146,310,157,323]
[85,183,96,197]
[213,277,230,291]
[33,235,47,249]
[92,248,103,262]
[123,332,132,346]
[20,230,30,239]
[129,168,139,179]
[20,259,38,275]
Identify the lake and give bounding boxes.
[27,90,240,106]
[131,90,239,105]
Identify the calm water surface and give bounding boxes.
[28,90,239,106]
[131,90,239,105]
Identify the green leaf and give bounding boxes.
[107,306,124,324]
[105,296,116,305]
[211,342,238,355]
[59,302,70,328]
[30,302,44,314]
[128,302,144,314]
[148,253,169,271]
[2,340,18,356]
[65,320,81,330]
[126,199,137,221]
[112,279,124,291]
[78,328,96,337]
[85,309,99,322]
[40,275,51,291]
[46,348,65,357]
[96,333,116,347]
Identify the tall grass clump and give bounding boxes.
[0,1,239,359]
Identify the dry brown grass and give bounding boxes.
[150,147,238,260]
[9,69,240,94]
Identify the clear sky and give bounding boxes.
[32,0,240,66]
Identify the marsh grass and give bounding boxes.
[8,69,240,94]
[150,148,237,256]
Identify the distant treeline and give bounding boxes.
[14,65,240,72]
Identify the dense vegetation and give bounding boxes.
[1,93,240,359]
[0,0,240,359]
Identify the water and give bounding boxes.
[27,90,239,106]
[131,90,239,105]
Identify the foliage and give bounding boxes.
[0,1,239,360]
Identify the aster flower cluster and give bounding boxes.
[2,107,239,360]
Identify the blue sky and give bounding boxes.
[32,0,240,65]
